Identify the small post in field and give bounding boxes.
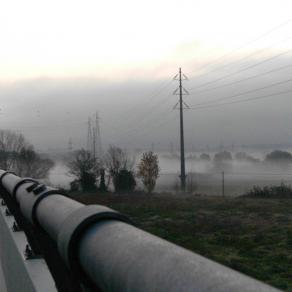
[222,171,225,197]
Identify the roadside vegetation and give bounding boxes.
[65,147,292,290]
[242,183,292,198]
[74,194,292,291]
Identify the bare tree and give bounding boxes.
[137,151,159,193]
[0,129,54,178]
[105,145,134,175]
[105,145,134,191]
[68,149,100,191]
[0,130,28,170]
[16,146,54,178]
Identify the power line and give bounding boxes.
[118,79,173,126]
[188,36,292,88]
[102,79,174,140]
[190,63,292,95]
[224,172,292,176]
[191,77,292,107]
[114,113,179,145]
[118,19,292,136]
[110,75,189,144]
[188,48,292,91]
[107,82,184,144]
[113,104,176,144]
[98,19,292,146]
[187,17,292,76]
[0,120,86,129]
[131,93,173,125]
[111,93,174,143]
[190,88,292,111]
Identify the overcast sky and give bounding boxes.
[1,0,292,151]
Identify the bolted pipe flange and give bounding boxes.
[32,184,46,195]
[31,189,68,228]
[26,182,39,192]
[0,171,16,187]
[57,205,132,283]
[12,178,39,200]
[5,208,11,216]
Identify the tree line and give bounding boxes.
[187,150,292,163]
[0,129,160,194]
[0,129,54,178]
[68,146,160,194]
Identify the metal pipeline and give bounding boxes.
[0,170,279,292]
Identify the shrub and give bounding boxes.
[265,150,292,163]
[137,151,159,193]
[235,152,259,163]
[68,149,100,192]
[114,169,136,193]
[242,183,292,198]
[105,145,134,191]
[213,151,233,171]
[214,151,232,162]
[200,153,211,161]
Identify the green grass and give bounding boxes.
[74,193,292,291]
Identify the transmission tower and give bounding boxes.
[86,113,103,159]
[92,127,96,159]
[68,138,73,152]
[173,68,189,192]
[95,112,103,158]
[87,117,93,154]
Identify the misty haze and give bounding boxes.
[1,0,292,291]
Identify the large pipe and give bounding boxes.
[0,170,279,292]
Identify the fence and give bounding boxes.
[156,171,292,196]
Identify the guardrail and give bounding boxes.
[0,170,279,291]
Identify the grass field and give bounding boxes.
[74,193,292,291]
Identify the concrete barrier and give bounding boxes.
[0,201,56,292]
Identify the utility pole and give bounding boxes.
[222,171,225,197]
[173,68,189,192]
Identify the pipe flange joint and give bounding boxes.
[57,205,132,279]
[31,189,68,227]
[12,178,39,200]
[32,184,46,195]
[26,182,40,192]
[0,171,16,187]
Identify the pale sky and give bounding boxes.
[1,0,292,151]
[0,0,291,81]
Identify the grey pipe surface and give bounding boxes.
[78,220,278,292]
[0,170,83,240]
[1,172,21,194]
[0,170,280,291]
[36,194,83,240]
